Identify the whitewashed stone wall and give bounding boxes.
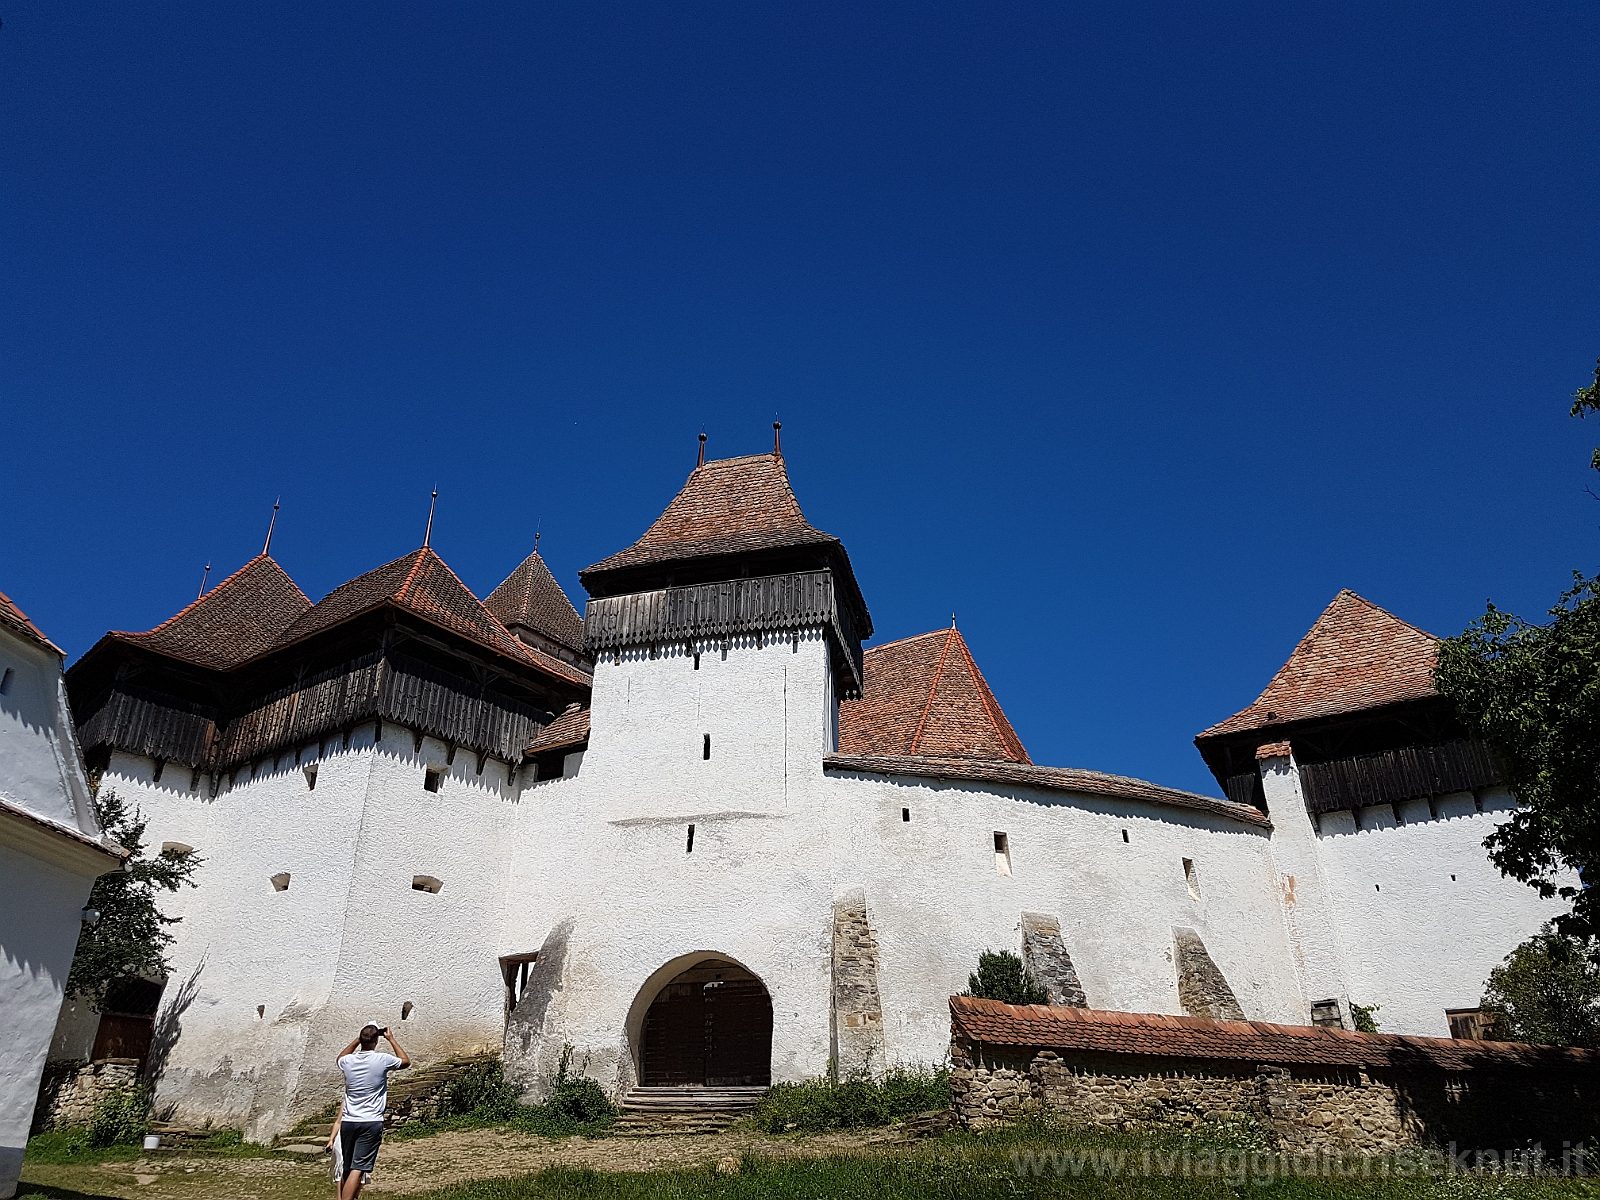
[77,623,1572,1143]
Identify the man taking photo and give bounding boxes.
[326,1022,409,1199]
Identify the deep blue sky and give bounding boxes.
[4,4,1597,796]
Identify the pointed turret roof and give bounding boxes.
[485,551,585,654]
[1198,590,1439,740]
[839,627,1030,763]
[582,453,839,579]
[110,556,311,670]
[273,548,591,685]
[580,449,872,646]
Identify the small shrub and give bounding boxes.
[445,1059,521,1120]
[751,1064,949,1134]
[512,1045,616,1136]
[964,949,1048,1006]
[88,1082,150,1148]
[1350,1003,1380,1033]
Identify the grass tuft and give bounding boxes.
[750,1064,949,1134]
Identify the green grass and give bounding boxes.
[749,1065,950,1133]
[398,1125,1600,1200]
[24,1124,274,1166]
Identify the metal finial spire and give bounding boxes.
[951,612,957,629]
[697,431,707,467]
[262,499,280,556]
[197,562,211,600]
[773,420,782,456]
[534,528,541,555]
[423,486,438,549]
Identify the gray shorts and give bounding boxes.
[340,1121,383,1175]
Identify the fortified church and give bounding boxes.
[57,432,1556,1140]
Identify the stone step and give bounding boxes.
[611,1111,744,1138]
[620,1086,766,1113]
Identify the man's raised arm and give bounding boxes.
[383,1029,410,1069]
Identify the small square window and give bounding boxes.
[423,765,445,793]
[270,872,290,892]
[902,808,910,823]
[412,875,443,894]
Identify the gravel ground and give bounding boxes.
[18,1125,914,1200]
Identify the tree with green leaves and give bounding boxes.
[1480,924,1600,1049]
[964,949,1048,1006]
[1434,358,1600,937]
[66,789,200,1004]
[1569,356,1600,470]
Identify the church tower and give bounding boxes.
[571,432,871,812]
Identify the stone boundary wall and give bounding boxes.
[950,1040,1600,1155]
[32,1060,141,1134]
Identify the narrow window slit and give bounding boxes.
[423,765,444,793]
[1121,829,1130,844]
[702,734,711,760]
[1183,858,1200,900]
[902,807,910,823]
[993,831,1011,876]
[686,824,696,853]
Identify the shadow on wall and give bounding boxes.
[505,919,573,1101]
[147,956,205,1119]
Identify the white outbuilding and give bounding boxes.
[0,590,124,1198]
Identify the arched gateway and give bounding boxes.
[640,958,773,1087]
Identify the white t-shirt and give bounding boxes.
[338,1051,403,1122]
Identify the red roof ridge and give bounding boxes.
[391,546,434,607]
[864,629,949,654]
[909,628,958,755]
[111,555,309,641]
[955,630,1031,764]
[0,588,65,656]
[1197,589,1441,740]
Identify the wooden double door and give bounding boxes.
[641,960,772,1087]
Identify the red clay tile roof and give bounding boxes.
[949,996,1600,1072]
[1198,591,1439,740]
[111,556,311,670]
[0,589,64,656]
[273,549,592,687]
[527,704,590,754]
[824,754,1270,828]
[840,628,1029,762]
[485,551,586,654]
[582,453,840,578]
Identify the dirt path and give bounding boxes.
[19,1125,912,1200]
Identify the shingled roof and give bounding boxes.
[581,453,841,579]
[0,588,64,656]
[839,628,1029,762]
[1198,590,1439,740]
[949,996,1600,1072]
[825,754,1270,827]
[273,548,591,686]
[526,704,590,755]
[110,556,311,671]
[485,550,586,654]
